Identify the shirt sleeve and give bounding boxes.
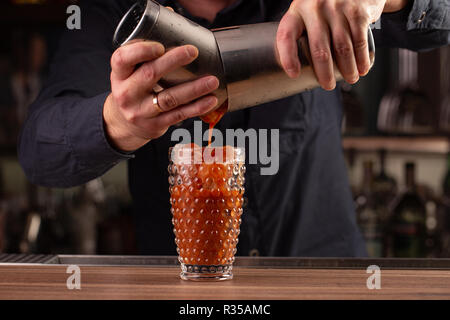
[373,0,450,51]
[18,0,134,188]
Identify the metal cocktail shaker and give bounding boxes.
[113,0,375,112]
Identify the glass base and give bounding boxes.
[180,263,233,281]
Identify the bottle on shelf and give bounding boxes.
[377,49,433,135]
[372,149,397,212]
[388,162,427,257]
[355,161,384,257]
[424,199,440,258]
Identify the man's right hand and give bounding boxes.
[103,41,219,152]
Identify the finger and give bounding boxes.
[130,45,199,93]
[155,95,218,127]
[302,9,335,90]
[130,75,219,121]
[276,8,305,78]
[153,83,164,93]
[111,41,165,80]
[327,12,359,84]
[153,76,219,112]
[343,8,371,76]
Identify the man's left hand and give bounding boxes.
[277,0,410,90]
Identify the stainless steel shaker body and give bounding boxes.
[113,0,375,112]
[213,23,375,111]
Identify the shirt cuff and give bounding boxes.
[380,0,414,28]
[406,0,450,30]
[67,92,134,175]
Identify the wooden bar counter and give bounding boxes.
[0,255,449,300]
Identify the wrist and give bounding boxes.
[383,0,410,13]
[103,93,149,152]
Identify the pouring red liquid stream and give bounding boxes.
[200,100,228,145]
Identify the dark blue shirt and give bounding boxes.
[18,0,450,256]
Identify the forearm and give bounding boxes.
[18,93,132,188]
[16,0,139,188]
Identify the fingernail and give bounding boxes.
[207,96,218,106]
[153,44,164,56]
[287,63,300,78]
[287,68,299,77]
[326,82,336,91]
[359,64,370,76]
[348,75,360,84]
[186,45,198,58]
[206,77,219,90]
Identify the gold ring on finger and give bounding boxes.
[152,93,163,113]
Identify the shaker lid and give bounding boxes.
[113,0,160,48]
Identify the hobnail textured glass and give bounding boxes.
[168,144,245,281]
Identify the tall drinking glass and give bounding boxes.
[168,144,245,281]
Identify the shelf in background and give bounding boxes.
[2,137,450,158]
[342,136,450,154]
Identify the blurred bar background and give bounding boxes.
[0,0,449,258]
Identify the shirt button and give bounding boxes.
[249,248,260,257]
[418,11,427,24]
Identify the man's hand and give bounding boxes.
[103,41,219,152]
[277,0,409,90]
